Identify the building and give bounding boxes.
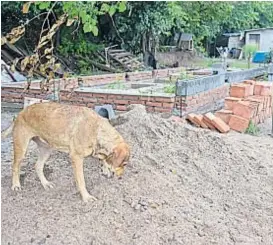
[223,33,242,50]
[224,28,273,52]
[244,28,273,52]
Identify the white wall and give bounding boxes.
[228,36,240,49]
[245,29,273,51]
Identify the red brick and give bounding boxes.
[114,99,129,105]
[186,113,200,127]
[254,82,272,95]
[129,100,145,105]
[212,116,230,133]
[162,103,174,108]
[139,96,154,101]
[230,84,250,98]
[260,84,273,96]
[193,115,208,129]
[78,92,96,98]
[82,97,98,103]
[154,107,172,113]
[252,116,258,125]
[98,99,114,104]
[229,115,249,133]
[122,95,139,100]
[10,93,23,99]
[146,101,162,107]
[214,109,233,124]
[154,97,175,103]
[108,94,123,99]
[204,112,230,133]
[203,113,216,130]
[29,89,43,94]
[233,101,257,120]
[116,105,128,111]
[224,97,241,110]
[92,93,108,98]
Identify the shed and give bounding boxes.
[177,33,193,51]
[223,33,243,50]
[244,28,273,52]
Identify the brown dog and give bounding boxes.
[2,102,130,202]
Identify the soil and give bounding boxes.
[1,105,273,245]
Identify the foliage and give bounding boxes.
[163,84,176,94]
[1,1,126,92]
[179,72,194,80]
[1,1,273,78]
[223,2,273,32]
[58,31,104,57]
[245,121,260,135]
[243,44,258,68]
[107,80,126,89]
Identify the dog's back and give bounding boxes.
[13,102,101,153]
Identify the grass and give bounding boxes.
[163,84,176,94]
[245,120,260,135]
[194,57,260,69]
[107,80,126,89]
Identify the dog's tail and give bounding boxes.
[1,119,15,139]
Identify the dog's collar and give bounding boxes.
[105,153,113,161]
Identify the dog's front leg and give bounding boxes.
[70,154,97,202]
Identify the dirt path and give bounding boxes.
[1,106,273,245]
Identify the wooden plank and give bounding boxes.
[108,49,125,53]
[112,53,133,58]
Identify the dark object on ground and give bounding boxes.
[95,105,116,120]
[147,51,157,69]
[172,61,179,68]
[125,73,130,81]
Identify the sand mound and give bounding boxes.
[1,106,273,245]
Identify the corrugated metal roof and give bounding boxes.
[244,27,273,33]
[223,33,241,37]
[180,33,193,41]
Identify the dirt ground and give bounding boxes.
[1,105,273,245]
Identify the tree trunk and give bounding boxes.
[142,32,146,62]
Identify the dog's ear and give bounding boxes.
[111,143,130,168]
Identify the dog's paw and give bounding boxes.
[11,184,21,191]
[42,181,55,190]
[82,194,97,203]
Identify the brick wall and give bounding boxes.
[2,67,182,91]
[174,84,230,116]
[1,67,230,116]
[1,86,175,113]
[1,84,229,115]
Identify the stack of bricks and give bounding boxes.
[215,80,273,132]
[186,112,230,133]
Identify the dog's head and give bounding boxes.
[106,142,130,177]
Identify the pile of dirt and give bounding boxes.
[1,105,273,245]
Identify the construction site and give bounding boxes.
[1,1,273,245]
[2,61,273,244]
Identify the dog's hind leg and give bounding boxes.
[12,125,32,191]
[33,137,54,190]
